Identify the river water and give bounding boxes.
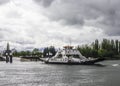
[0,58,120,86]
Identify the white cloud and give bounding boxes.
[0,0,113,51]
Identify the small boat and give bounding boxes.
[40,46,105,65]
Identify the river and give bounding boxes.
[0,58,120,86]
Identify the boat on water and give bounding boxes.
[40,46,105,65]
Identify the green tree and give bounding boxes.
[20,51,27,56]
[26,51,31,56]
[49,46,56,56]
[92,49,98,58]
[115,40,119,54]
[43,47,49,57]
[32,48,42,57]
[98,49,107,57]
[119,42,120,53]
[13,50,19,57]
[77,45,93,58]
[94,39,99,51]
[111,40,115,50]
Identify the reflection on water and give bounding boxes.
[0,58,120,86]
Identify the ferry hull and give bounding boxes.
[42,58,105,65]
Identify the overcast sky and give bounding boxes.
[0,0,120,50]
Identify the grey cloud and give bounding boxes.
[0,0,9,5]
[15,40,35,45]
[0,28,13,40]
[47,32,82,44]
[0,28,35,46]
[34,0,120,36]
[25,46,34,50]
[34,0,54,7]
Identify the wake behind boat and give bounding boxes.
[40,46,105,65]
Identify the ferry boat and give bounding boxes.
[41,46,105,65]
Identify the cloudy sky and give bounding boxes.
[0,0,120,50]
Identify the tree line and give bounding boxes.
[77,39,120,59]
[12,39,120,59]
[12,46,56,57]
[13,48,42,57]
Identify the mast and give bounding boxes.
[7,42,10,51]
